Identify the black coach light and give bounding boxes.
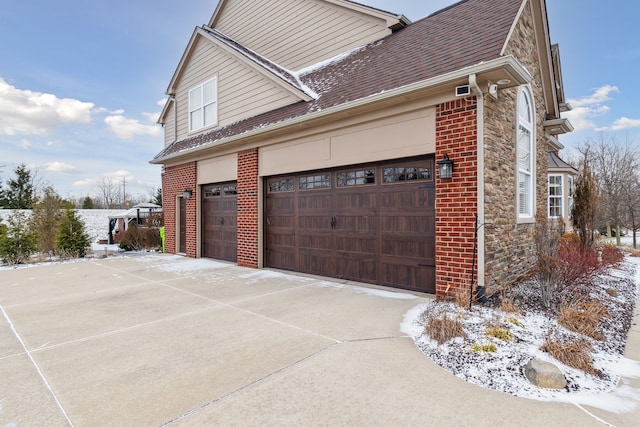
[437,154,454,179]
[182,189,193,199]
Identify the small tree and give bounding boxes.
[0,211,38,264]
[571,157,599,248]
[534,212,564,309]
[152,187,163,206]
[56,209,91,258]
[31,186,65,254]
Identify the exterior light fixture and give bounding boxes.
[437,154,454,179]
[182,189,193,199]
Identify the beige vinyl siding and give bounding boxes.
[163,102,176,147]
[214,0,391,70]
[173,37,299,141]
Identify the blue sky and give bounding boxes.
[0,0,638,200]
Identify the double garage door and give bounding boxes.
[201,157,435,293]
[265,157,436,293]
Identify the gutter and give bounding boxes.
[469,74,487,302]
[151,55,531,164]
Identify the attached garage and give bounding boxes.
[202,182,238,262]
[264,156,435,293]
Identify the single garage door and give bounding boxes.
[265,157,435,293]
[202,182,238,262]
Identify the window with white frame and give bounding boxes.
[567,175,574,215]
[189,77,217,132]
[517,87,534,219]
[548,175,563,217]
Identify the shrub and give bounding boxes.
[557,298,609,341]
[0,211,38,264]
[56,209,91,258]
[541,332,595,374]
[424,312,467,345]
[470,342,497,353]
[486,326,513,342]
[597,244,624,266]
[119,222,146,251]
[499,293,522,315]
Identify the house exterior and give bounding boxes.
[152,0,572,298]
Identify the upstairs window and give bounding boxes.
[189,77,217,132]
[517,87,535,219]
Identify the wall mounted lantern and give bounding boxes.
[437,154,454,179]
[182,189,193,199]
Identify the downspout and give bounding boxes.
[469,74,487,303]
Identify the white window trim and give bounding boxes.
[188,76,218,133]
[516,86,536,223]
[548,174,563,218]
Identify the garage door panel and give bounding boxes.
[202,182,237,262]
[335,254,377,283]
[264,156,436,293]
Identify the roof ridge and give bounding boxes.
[202,26,318,100]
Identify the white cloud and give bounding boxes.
[46,162,80,174]
[611,117,640,131]
[105,114,162,140]
[563,85,620,132]
[569,85,619,108]
[157,98,168,107]
[0,77,94,136]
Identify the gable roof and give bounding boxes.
[208,0,410,32]
[153,0,531,163]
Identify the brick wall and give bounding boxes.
[161,162,197,257]
[237,148,259,268]
[435,98,478,298]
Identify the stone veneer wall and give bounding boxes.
[161,162,197,257]
[482,1,549,294]
[435,98,478,298]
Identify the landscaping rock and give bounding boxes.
[524,359,567,389]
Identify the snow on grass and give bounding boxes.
[404,255,640,413]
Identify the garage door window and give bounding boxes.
[224,184,237,195]
[383,166,431,183]
[299,174,331,190]
[204,186,222,197]
[269,178,295,192]
[337,169,375,187]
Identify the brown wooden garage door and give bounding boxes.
[265,157,436,293]
[202,182,238,262]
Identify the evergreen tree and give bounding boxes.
[1,164,35,209]
[82,196,95,209]
[152,187,162,206]
[571,158,599,248]
[0,211,38,264]
[56,209,91,258]
[31,186,65,254]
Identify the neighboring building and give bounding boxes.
[151,0,572,298]
[108,203,162,244]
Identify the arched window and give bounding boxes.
[517,87,535,219]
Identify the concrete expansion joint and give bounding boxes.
[160,342,340,426]
[341,336,412,344]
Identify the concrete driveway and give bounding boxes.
[0,254,635,426]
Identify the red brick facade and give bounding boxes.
[161,162,197,257]
[237,148,259,268]
[435,98,478,298]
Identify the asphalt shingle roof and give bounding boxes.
[153,0,523,162]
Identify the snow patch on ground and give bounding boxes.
[404,255,640,413]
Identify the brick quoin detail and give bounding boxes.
[162,162,197,257]
[237,148,259,268]
[435,98,478,299]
